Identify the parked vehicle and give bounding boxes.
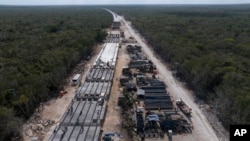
[72,73,81,86]
[176,99,192,116]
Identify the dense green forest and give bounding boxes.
[0,6,112,140]
[110,5,250,129]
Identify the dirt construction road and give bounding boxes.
[102,42,131,141]
[108,11,221,141]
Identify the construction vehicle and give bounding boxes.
[176,99,192,116]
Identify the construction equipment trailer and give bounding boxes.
[176,99,192,117]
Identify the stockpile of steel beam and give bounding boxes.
[159,119,192,134]
[144,99,173,110]
[129,60,152,69]
[149,80,166,87]
[126,44,142,53]
[145,94,171,100]
[141,86,167,93]
[136,111,144,137]
[140,86,173,110]
[144,120,160,138]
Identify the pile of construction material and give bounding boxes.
[107,34,120,43]
[139,83,172,111]
[49,100,105,141]
[86,68,114,82]
[127,45,142,53]
[76,81,111,100]
[136,111,144,136]
[144,93,173,110]
[102,132,123,141]
[23,109,55,139]
[48,32,120,141]
[118,43,193,140]
[159,111,193,133]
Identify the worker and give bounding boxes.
[61,129,65,140]
[60,134,63,140]
[80,125,84,133]
[60,91,64,97]
[76,118,79,125]
[70,106,73,115]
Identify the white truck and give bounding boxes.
[72,73,81,86]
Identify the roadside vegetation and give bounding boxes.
[0,6,112,140]
[110,5,250,129]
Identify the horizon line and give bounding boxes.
[1,3,250,6]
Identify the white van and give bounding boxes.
[72,73,81,86]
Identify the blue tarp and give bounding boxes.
[104,132,123,138]
[104,133,114,137]
[136,89,145,96]
[146,114,160,121]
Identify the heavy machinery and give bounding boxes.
[176,99,192,116]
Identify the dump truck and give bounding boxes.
[176,99,192,116]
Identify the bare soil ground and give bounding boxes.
[101,31,131,140]
[22,44,104,141]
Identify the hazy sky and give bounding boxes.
[1,0,250,5]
